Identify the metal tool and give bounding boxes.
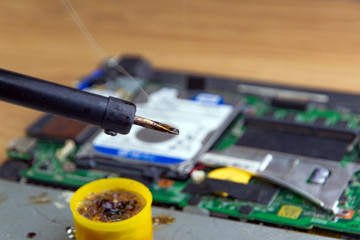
[0,68,179,136]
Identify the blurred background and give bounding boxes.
[1,0,360,162]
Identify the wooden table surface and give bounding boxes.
[1,0,360,164]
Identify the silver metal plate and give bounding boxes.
[201,146,359,211]
[0,180,334,240]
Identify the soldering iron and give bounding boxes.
[0,68,179,136]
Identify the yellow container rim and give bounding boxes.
[70,178,152,232]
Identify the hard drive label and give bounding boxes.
[92,88,233,165]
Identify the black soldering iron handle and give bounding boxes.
[0,68,136,135]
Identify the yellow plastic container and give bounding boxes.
[70,178,153,240]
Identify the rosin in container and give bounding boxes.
[70,178,153,240]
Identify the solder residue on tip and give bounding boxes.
[133,116,179,135]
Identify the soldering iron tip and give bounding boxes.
[171,128,180,135]
[134,116,179,135]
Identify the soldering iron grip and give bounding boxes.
[102,96,136,135]
[0,68,136,135]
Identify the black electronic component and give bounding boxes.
[182,178,278,205]
[26,178,78,191]
[75,156,166,186]
[284,112,296,121]
[209,211,229,219]
[271,97,308,111]
[238,205,253,215]
[335,120,348,129]
[0,159,29,181]
[314,118,327,126]
[27,114,98,144]
[237,117,356,161]
[262,111,275,119]
[187,196,202,205]
[187,76,206,90]
[39,160,51,171]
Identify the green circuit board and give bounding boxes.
[4,57,360,238]
[215,96,360,166]
[5,95,360,238]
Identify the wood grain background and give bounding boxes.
[1,0,360,163]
